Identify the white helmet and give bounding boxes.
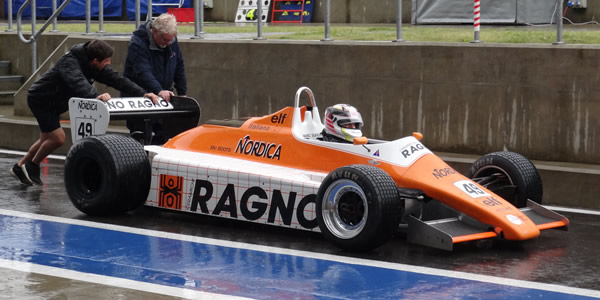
[323,104,363,142]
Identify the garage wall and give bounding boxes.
[5,34,600,165]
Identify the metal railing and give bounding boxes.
[8,0,569,74]
[16,0,73,73]
[8,0,569,43]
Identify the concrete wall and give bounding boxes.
[0,33,67,81]
[4,34,600,166]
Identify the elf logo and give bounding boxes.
[270,113,287,124]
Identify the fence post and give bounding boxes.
[322,0,331,41]
[135,0,141,28]
[51,0,59,32]
[191,0,204,39]
[147,0,153,21]
[32,0,37,73]
[393,0,404,42]
[85,0,91,35]
[5,0,13,31]
[255,0,265,40]
[471,0,482,43]
[554,0,565,45]
[98,0,105,33]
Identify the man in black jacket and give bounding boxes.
[122,13,187,144]
[9,40,159,186]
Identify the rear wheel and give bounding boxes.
[467,151,542,208]
[316,165,402,251]
[64,134,151,215]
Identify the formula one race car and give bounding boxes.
[64,87,569,251]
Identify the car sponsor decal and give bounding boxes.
[507,214,523,225]
[453,180,490,198]
[234,135,282,160]
[373,150,380,157]
[432,167,458,180]
[189,179,318,230]
[376,139,432,167]
[105,97,173,112]
[210,145,232,152]
[159,174,183,209]
[248,123,271,131]
[77,99,99,111]
[399,141,426,159]
[481,196,503,207]
[270,113,288,124]
[368,159,380,166]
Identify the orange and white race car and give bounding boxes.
[64,87,568,251]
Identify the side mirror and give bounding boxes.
[412,132,423,140]
[353,136,368,145]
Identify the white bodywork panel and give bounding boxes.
[145,146,326,231]
[68,98,110,143]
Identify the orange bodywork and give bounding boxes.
[163,106,564,242]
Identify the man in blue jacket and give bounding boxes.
[122,13,187,144]
[9,40,159,186]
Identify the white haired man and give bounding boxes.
[122,13,187,144]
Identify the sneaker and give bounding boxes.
[9,163,32,185]
[23,162,43,185]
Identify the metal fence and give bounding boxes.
[5,0,568,73]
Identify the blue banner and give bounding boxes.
[126,0,191,20]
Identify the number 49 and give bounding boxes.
[77,122,93,138]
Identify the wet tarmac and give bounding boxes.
[0,151,599,299]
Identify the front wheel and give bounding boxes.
[316,165,402,251]
[64,134,151,216]
[467,151,542,208]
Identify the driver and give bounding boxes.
[321,104,364,143]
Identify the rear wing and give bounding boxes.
[68,96,200,144]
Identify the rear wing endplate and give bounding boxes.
[68,96,200,144]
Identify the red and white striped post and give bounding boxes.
[471,0,482,43]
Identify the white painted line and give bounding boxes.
[1,209,599,299]
[1,149,65,161]
[0,258,252,300]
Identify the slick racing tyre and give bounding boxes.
[316,165,402,252]
[467,151,542,208]
[64,134,151,216]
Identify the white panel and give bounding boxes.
[235,0,271,23]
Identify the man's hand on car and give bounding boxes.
[96,93,111,102]
[144,92,160,104]
[158,90,175,102]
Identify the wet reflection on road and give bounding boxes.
[1,153,598,298]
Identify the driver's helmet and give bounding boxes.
[323,104,364,142]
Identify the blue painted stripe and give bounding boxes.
[0,213,596,299]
